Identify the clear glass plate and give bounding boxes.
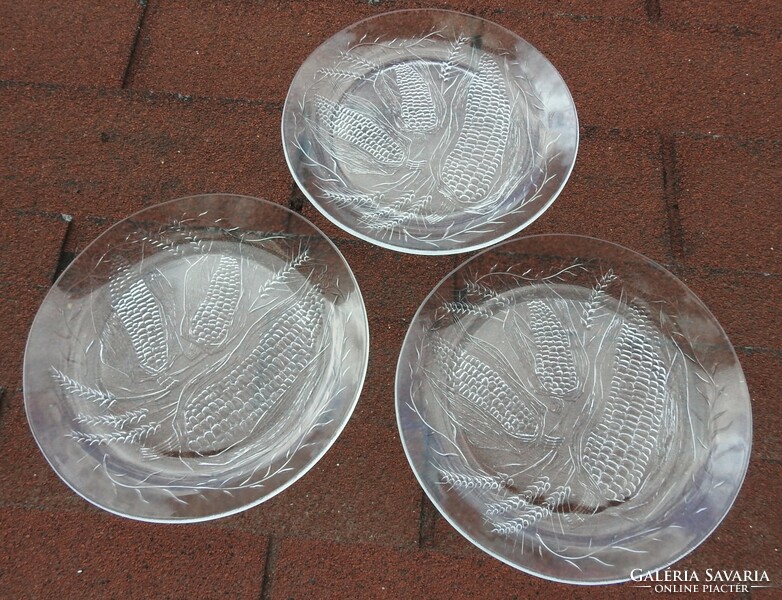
[282,9,578,255]
[24,194,369,523]
[396,234,751,584]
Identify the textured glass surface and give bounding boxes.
[396,235,751,584]
[282,9,578,255]
[24,195,369,523]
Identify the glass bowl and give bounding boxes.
[24,194,369,522]
[396,234,751,583]
[282,9,578,255]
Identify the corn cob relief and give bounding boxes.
[582,306,669,503]
[527,299,580,397]
[429,336,540,441]
[181,285,325,454]
[394,63,438,133]
[440,54,511,205]
[108,266,169,375]
[315,96,406,170]
[188,256,241,347]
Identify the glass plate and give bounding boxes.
[24,194,369,523]
[396,235,751,584]
[282,9,578,255]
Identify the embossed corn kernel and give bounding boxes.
[440,54,511,204]
[394,63,438,132]
[430,337,539,440]
[582,307,668,502]
[182,286,324,453]
[189,256,241,346]
[109,270,168,374]
[316,96,405,168]
[528,299,579,396]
